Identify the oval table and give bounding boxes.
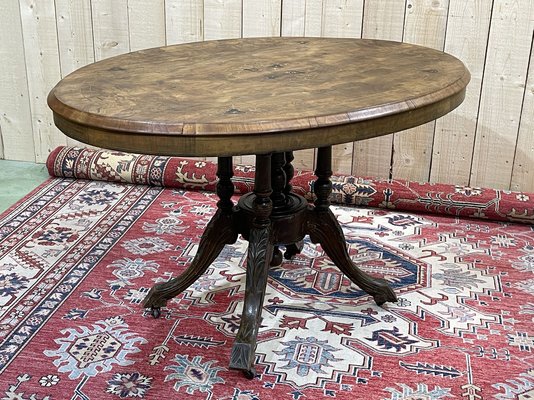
[48,37,470,379]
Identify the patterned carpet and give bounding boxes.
[0,147,533,399]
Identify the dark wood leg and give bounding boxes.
[230,153,274,379]
[142,157,238,316]
[284,240,304,260]
[307,147,398,306]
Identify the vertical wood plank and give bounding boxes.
[304,0,325,36]
[204,0,242,40]
[55,0,95,148]
[166,0,204,44]
[322,0,364,174]
[281,0,306,36]
[55,0,94,76]
[128,0,166,51]
[511,36,534,192]
[471,0,534,189]
[430,0,493,186]
[91,0,130,60]
[391,0,449,181]
[242,0,282,37]
[19,0,66,163]
[352,0,406,178]
[0,0,35,161]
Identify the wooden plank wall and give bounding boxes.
[0,0,533,191]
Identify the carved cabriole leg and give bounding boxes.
[307,147,398,306]
[230,153,274,379]
[142,157,238,317]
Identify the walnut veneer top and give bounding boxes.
[48,37,470,157]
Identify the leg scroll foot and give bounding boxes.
[307,209,398,305]
[142,210,237,311]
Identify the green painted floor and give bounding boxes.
[0,160,50,214]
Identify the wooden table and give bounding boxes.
[48,37,470,378]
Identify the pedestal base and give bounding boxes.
[142,149,398,379]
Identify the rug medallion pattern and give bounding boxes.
[0,177,533,399]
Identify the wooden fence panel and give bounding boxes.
[471,0,534,189]
[204,0,242,40]
[430,0,493,186]
[55,0,94,148]
[511,34,534,192]
[392,0,449,181]
[0,0,35,161]
[20,0,65,163]
[166,0,204,45]
[91,0,130,60]
[352,0,406,178]
[128,0,166,51]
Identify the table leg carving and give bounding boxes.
[307,209,397,305]
[308,145,397,306]
[230,154,273,378]
[142,210,238,314]
[142,157,237,316]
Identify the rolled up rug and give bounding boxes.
[47,146,534,224]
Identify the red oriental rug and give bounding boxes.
[0,147,533,399]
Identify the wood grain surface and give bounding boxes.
[48,37,470,157]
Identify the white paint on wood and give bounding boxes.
[352,0,406,178]
[243,0,282,37]
[19,0,65,163]
[166,0,204,44]
[128,0,166,51]
[281,0,306,36]
[471,0,534,189]
[0,0,35,161]
[55,0,94,76]
[321,0,364,38]
[392,0,449,181]
[204,0,242,40]
[511,31,534,191]
[91,0,130,60]
[55,0,95,148]
[430,0,493,186]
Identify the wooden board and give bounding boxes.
[430,0,493,186]
[204,0,242,40]
[55,0,95,147]
[0,0,35,161]
[510,34,534,192]
[392,0,449,181]
[470,0,534,189]
[165,0,203,44]
[242,0,282,37]
[128,0,166,51]
[91,0,130,60]
[20,0,66,163]
[352,0,406,178]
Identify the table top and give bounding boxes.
[48,37,470,157]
